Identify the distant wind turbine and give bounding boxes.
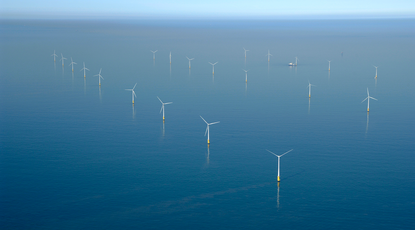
[125,83,137,104]
[186,56,194,69]
[169,51,172,64]
[266,149,293,182]
[267,50,273,62]
[243,69,249,83]
[94,68,104,86]
[69,58,77,72]
[60,53,67,67]
[157,97,172,121]
[200,116,220,144]
[289,57,298,66]
[374,66,378,79]
[151,50,158,60]
[209,62,218,75]
[328,60,331,71]
[307,81,315,98]
[80,62,89,78]
[243,48,249,58]
[361,88,377,112]
[51,50,58,62]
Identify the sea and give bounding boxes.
[1,19,414,229]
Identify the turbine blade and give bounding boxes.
[266,149,279,157]
[157,96,163,104]
[160,106,163,114]
[369,97,378,101]
[361,97,368,103]
[280,149,294,157]
[133,83,137,90]
[204,126,208,136]
[209,121,220,125]
[200,116,208,124]
[164,102,172,105]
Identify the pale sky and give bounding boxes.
[2,0,415,19]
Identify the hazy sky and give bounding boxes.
[2,0,415,19]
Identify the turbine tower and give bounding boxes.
[60,53,67,67]
[80,62,89,78]
[361,88,377,112]
[94,68,104,86]
[209,62,218,75]
[186,56,194,69]
[374,66,378,79]
[157,96,172,121]
[69,58,77,72]
[243,69,249,83]
[125,83,137,104]
[266,149,293,182]
[267,50,272,62]
[51,50,58,62]
[151,50,158,60]
[200,116,220,145]
[328,60,331,71]
[307,81,315,98]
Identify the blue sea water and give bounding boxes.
[1,19,415,229]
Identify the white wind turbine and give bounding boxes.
[200,116,220,144]
[209,62,218,75]
[361,88,377,112]
[157,97,172,121]
[374,66,378,79]
[94,68,104,86]
[125,83,137,104]
[328,60,331,71]
[267,50,272,62]
[243,48,249,58]
[307,81,315,98]
[80,62,89,78]
[186,56,194,69]
[51,50,58,62]
[266,149,293,182]
[169,51,172,64]
[243,69,249,83]
[151,50,158,60]
[60,53,67,67]
[69,58,77,72]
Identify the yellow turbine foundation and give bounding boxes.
[277,176,280,182]
[163,116,165,120]
[309,94,311,98]
[207,139,210,144]
[84,75,86,78]
[132,100,134,104]
[367,108,369,112]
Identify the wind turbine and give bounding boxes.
[157,96,172,121]
[169,51,172,64]
[266,149,293,182]
[51,50,58,62]
[151,50,158,60]
[94,68,104,86]
[125,83,137,104]
[60,53,67,67]
[243,69,249,83]
[374,66,378,79]
[288,57,298,66]
[328,60,331,71]
[80,62,89,78]
[186,56,194,69]
[200,116,220,144]
[69,58,77,72]
[209,62,218,75]
[361,88,377,112]
[267,50,272,62]
[243,48,249,59]
[307,81,315,98]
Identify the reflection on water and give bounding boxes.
[99,86,102,103]
[328,71,330,81]
[308,98,311,114]
[169,64,171,78]
[277,182,280,209]
[132,104,135,119]
[206,145,210,166]
[84,77,86,95]
[365,112,369,137]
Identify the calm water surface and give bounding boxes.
[1,19,414,229]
